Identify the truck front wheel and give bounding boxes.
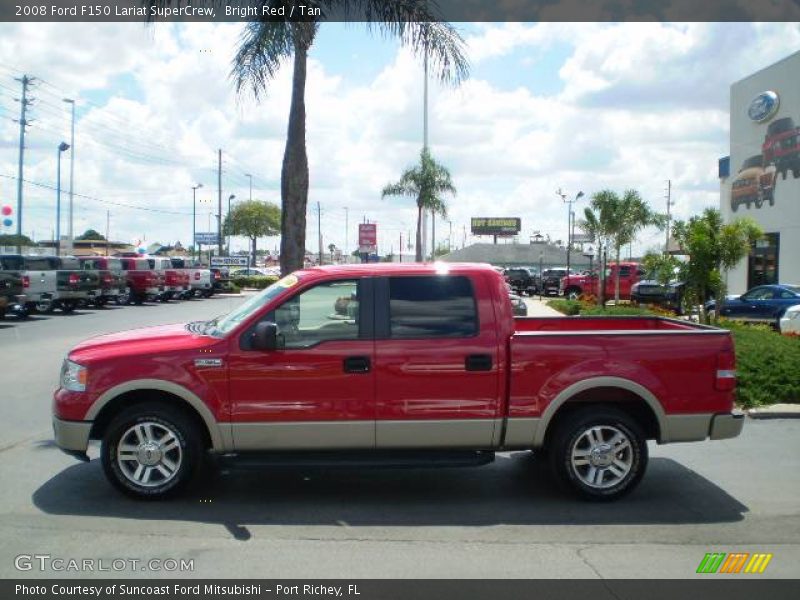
[549,407,647,501]
[101,403,202,499]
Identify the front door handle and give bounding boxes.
[343,356,371,374]
[465,354,493,372]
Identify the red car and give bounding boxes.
[560,261,644,300]
[53,263,742,501]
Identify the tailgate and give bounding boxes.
[57,270,99,292]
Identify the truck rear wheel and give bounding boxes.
[101,403,202,499]
[549,407,647,501]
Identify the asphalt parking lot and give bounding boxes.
[0,296,798,579]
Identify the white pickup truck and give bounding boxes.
[0,255,99,313]
[170,257,213,298]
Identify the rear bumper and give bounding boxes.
[53,416,92,458]
[710,410,745,440]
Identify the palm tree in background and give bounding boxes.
[147,2,470,275]
[580,189,664,303]
[382,147,456,262]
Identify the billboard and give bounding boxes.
[194,232,219,245]
[358,223,377,253]
[471,217,521,236]
[210,256,248,267]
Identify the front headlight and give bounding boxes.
[61,359,87,392]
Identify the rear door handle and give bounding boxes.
[343,356,371,374]
[465,354,493,371]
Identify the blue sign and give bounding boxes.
[748,91,779,123]
[194,232,219,245]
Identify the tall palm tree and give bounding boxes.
[382,147,455,262]
[146,2,468,275]
[581,189,664,303]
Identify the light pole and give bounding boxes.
[583,246,595,277]
[245,174,252,201]
[55,141,70,256]
[192,183,203,262]
[558,189,584,274]
[62,98,75,252]
[227,194,236,255]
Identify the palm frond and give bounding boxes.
[232,20,295,98]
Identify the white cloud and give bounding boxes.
[0,22,798,259]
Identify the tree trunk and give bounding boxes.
[415,203,423,262]
[279,30,313,276]
[614,244,622,303]
[431,213,435,261]
[251,236,257,267]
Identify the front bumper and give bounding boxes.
[53,416,92,460]
[709,410,745,440]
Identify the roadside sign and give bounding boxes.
[359,223,377,253]
[210,256,248,267]
[194,232,219,245]
[471,217,521,236]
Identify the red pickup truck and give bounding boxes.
[118,257,163,305]
[53,263,742,501]
[561,262,644,301]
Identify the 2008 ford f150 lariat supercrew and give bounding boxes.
[53,263,743,500]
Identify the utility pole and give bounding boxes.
[245,173,252,201]
[316,201,322,265]
[14,75,34,254]
[399,232,403,263]
[217,149,223,256]
[63,98,76,252]
[421,48,429,262]
[344,206,349,260]
[105,210,110,256]
[558,188,584,273]
[665,179,672,254]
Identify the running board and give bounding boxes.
[215,450,495,470]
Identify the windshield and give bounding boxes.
[212,273,302,335]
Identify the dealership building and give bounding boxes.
[720,51,800,294]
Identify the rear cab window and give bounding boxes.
[387,275,478,339]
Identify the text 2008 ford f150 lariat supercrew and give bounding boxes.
[53,263,743,501]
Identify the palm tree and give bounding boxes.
[219,4,468,275]
[580,189,664,303]
[382,148,455,262]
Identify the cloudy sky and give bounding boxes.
[0,21,799,257]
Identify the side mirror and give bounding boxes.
[252,321,278,351]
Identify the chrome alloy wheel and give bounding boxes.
[570,425,633,489]
[116,422,183,488]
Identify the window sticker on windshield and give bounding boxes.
[278,275,299,288]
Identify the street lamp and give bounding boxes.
[55,141,70,256]
[192,183,203,262]
[62,98,75,251]
[244,174,252,201]
[227,194,236,255]
[558,188,584,274]
[583,245,595,276]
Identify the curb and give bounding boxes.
[746,404,800,419]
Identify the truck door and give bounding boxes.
[373,273,501,448]
[227,277,376,450]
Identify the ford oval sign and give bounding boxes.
[748,91,780,123]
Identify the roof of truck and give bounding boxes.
[298,262,499,277]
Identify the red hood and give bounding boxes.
[69,323,219,363]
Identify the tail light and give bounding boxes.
[214,271,220,280]
[68,273,80,286]
[715,350,736,391]
[103,275,112,285]
[22,275,30,288]
[194,272,200,280]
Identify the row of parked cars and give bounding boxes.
[0,253,227,320]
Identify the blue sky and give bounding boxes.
[0,22,799,256]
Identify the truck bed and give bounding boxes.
[514,315,713,333]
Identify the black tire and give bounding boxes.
[0,308,5,320]
[101,403,202,499]
[60,300,77,314]
[548,406,648,501]
[730,199,739,212]
[565,287,581,301]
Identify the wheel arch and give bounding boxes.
[535,377,667,448]
[86,379,228,451]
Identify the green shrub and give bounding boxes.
[230,275,279,290]
[720,321,800,407]
[546,299,582,315]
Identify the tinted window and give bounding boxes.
[59,257,80,269]
[389,276,477,339]
[743,287,774,300]
[80,259,101,270]
[0,256,24,270]
[779,289,798,299]
[23,257,54,270]
[107,259,122,271]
